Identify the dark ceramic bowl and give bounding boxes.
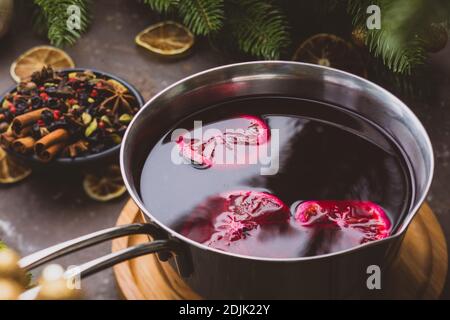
[1,68,144,168]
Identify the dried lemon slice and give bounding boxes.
[10,46,75,82]
[135,21,194,56]
[83,165,126,202]
[0,147,32,184]
[292,33,367,78]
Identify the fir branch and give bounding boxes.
[142,0,179,13]
[348,0,450,74]
[34,0,91,47]
[178,0,224,35]
[227,0,290,59]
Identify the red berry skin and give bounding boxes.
[67,99,77,105]
[95,82,103,89]
[9,105,16,114]
[39,93,49,101]
[90,90,98,98]
[53,110,61,120]
[37,119,45,127]
[98,121,105,129]
[39,86,45,91]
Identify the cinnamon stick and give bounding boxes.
[0,131,14,148]
[12,137,36,154]
[67,140,89,158]
[12,108,50,135]
[36,143,65,163]
[35,129,70,155]
[16,126,32,138]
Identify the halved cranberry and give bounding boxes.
[176,115,269,168]
[294,200,391,243]
[179,190,290,246]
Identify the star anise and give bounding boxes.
[97,80,137,115]
[31,66,55,85]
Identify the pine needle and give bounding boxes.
[34,0,91,47]
[178,0,224,35]
[227,0,290,59]
[348,0,450,74]
[142,0,179,13]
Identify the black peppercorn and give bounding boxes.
[45,86,57,95]
[30,96,43,109]
[15,102,28,114]
[41,110,54,125]
[47,98,59,109]
[31,123,42,140]
[2,110,13,122]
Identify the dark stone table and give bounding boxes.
[0,0,449,299]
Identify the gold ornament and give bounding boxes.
[0,278,24,300]
[37,264,82,300]
[0,248,28,285]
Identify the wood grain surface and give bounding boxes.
[112,199,447,300]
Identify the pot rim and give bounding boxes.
[120,60,434,262]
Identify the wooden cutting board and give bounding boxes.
[112,199,447,300]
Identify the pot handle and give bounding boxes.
[19,223,172,270]
[19,240,176,300]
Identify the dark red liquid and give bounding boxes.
[140,97,412,258]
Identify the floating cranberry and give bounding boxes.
[294,200,391,243]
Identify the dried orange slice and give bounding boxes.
[135,21,194,56]
[0,147,32,184]
[292,33,367,78]
[10,46,75,82]
[83,165,126,202]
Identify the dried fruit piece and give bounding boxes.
[292,33,367,78]
[135,21,194,57]
[83,165,126,202]
[119,114,132,124]
[84,118,97,137]
[10,46,75,83]
[0,147,32,184]
[295,200,391,243]
[81,112,92,125]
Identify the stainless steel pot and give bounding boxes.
[20,62,434,299]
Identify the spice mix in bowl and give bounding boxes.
[0,67,144,166]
